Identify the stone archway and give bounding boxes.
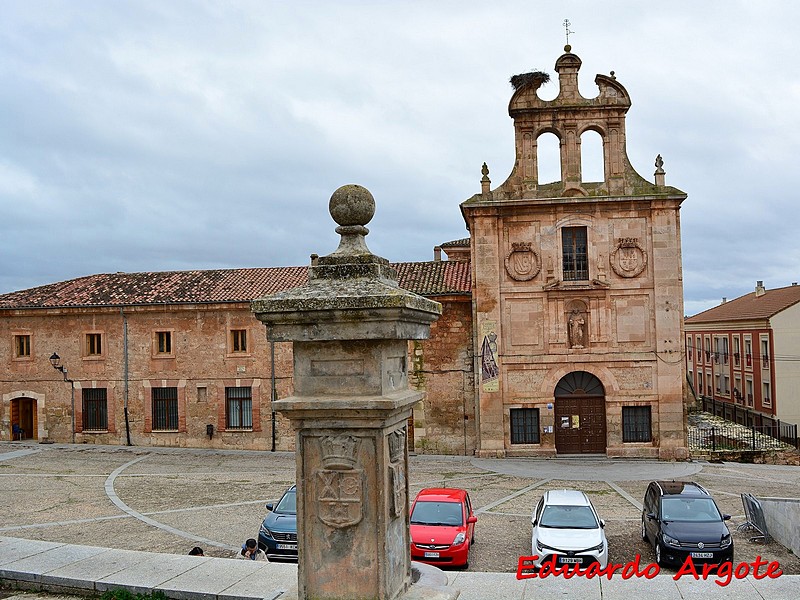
[554,371,606,454]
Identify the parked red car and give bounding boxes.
[410,488,477,568]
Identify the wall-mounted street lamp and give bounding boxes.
[50,352,75,444]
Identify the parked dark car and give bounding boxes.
[641,481,733,567]
[258,485,297,562]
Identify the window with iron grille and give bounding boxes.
[622,406,652,442]
[86,333,102,356]
[510,408,540,444]
[561,227,588,281]
[152,387,178,430]
[226,386,253,429]
[231,329,247,353]
[14,334,31,358]
[82,388,108,431]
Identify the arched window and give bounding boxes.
[537,132,561,184]
[580,130,604,183]
[555,371,604,397]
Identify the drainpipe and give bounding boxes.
[121,308,132,446]
[270,338,277,452]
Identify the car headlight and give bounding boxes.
[720,534,732,549]
[452,532,466,546]
[588,541,605,553]
[260,524,274,538]
[662,534,680,547]
[536,539,559,552]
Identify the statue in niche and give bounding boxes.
[568,311,585,349]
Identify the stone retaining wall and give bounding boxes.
[759,497,800,557]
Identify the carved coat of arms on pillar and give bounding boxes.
[388,429,406,518]
[316,434,364,528]
[504,241,540,281]
[610,237,647,278]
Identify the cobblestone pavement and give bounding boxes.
[1,442,799,577]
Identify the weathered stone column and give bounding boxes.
[252,185,447,600]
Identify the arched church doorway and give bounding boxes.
[11,397,37,440]
[554,371,606,454]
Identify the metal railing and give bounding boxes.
[688,423,791,451]
[698,396,799,449]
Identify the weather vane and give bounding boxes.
[563,19,574,46]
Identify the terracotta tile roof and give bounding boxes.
[686,284,800,324]
[439,238,470,248]
[394,261,471,297]
[0,261,471,309]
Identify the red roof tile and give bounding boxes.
[686,284,800,324]
[0,261,471,309]
[439,238,470,248]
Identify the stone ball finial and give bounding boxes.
[329,184,375,227]
[564,44,571,53]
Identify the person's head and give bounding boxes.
[242,538,258,555]
[189,546,204,556]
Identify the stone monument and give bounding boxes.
[252,185,455,600]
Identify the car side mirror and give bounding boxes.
[467,516,477,524]
[646,512,657,521]
[266,503,274,511]
[600,519,605,528]
[722,514,731,521]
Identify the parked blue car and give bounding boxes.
[258,485,297,561]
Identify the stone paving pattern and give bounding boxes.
[1,443,799,588]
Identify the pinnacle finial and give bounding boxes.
[328,184,375,256]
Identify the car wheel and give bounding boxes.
[655,542,663,566]
[641,519,647,542]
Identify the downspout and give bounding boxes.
[121,308,132,446]
[270,337,277,452]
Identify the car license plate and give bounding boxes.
[691,552,714,559]
[559,557,582,564]
[424,552,440,558]
[277,543,297,551]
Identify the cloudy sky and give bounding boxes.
[1,1,798,315]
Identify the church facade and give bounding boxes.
[461,47,688,459]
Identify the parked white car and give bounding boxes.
[530,489,608,569]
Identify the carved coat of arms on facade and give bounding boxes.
[610,237,647,278]
[316,434,364,528]
[504,241,540,281]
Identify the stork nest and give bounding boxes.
[509,71,550,91]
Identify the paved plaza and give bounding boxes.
[1,442,800,598]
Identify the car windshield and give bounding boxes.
[539,505,598,529]
[275,489,297,514]
[410,500,463,526]
[661,497,720,522]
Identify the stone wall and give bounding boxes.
[409,295,475,455]
[1,296,473,453]
[759,497,800,557]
